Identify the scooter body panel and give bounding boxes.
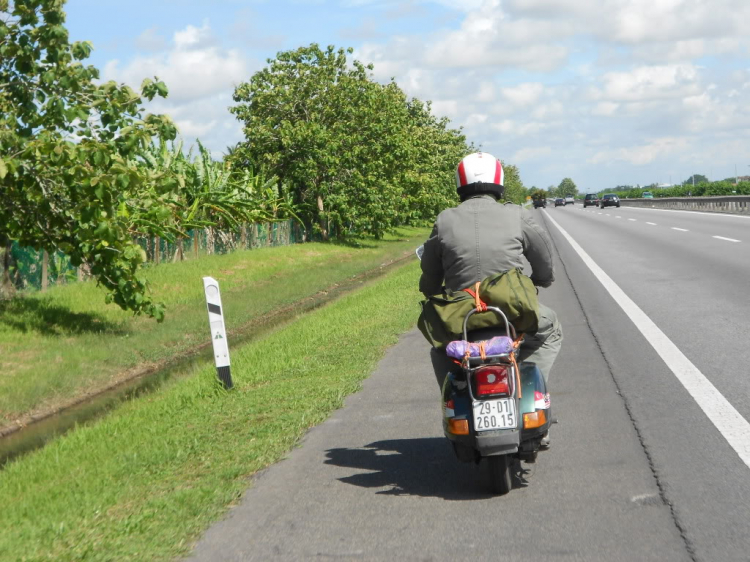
[442,361,551,459]
[442,371,520,456]
[519,362,552,443]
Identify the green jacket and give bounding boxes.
[419,195,555,297]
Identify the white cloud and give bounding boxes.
[425,0,486,11]
[476,82,495,103]
[592,64,702,103]
[339,18,383,41]
[104,22,255,154]
[355,0,750,191]
[135,28,166,52]
[592,101,620,116]
[97,0,750,193]
[173,23,216,50]
[104,22,251,104]
[510,146,553,163]
[500,82,545,107]
[588,137,690,166]
[606,0,746,44]
[490,119,547,136]
[424,22,570,71]
[465,113,488,126]
[430,99,460,120]
[531,100,565,120]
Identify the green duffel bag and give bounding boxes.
[418,268,540,348]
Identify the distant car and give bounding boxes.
[565,196,575,205]
[600,194,620,208]
[642,192,654,199]
[554,198,565,207]
[533,198,546,209]
[583,193,600,208]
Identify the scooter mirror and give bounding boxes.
[415,245,424,261]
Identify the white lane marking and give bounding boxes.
[544,211,750,470]
[672,227,689,232]
[713,236,741,243]
[628,219,637,222]
[631,494,662,506]
[616,216,622,219]
[623,206,750,220]
[647,222,657,226]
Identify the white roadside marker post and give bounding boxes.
[203,276,233,389]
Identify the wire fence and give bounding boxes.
[1,220,304,293]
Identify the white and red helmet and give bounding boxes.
[455,152,504,200]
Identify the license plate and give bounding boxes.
[473,398,517,431]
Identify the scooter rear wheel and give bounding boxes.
[487,454,512,495]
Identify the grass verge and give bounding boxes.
[0,227,428,423]
[0,260,422,561]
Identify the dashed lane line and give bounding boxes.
[544,210,750,471]
[575,208,744,244]
[713,236,741,243]
[620,206,750,221]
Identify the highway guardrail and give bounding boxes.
[620,196,750,215]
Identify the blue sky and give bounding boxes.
[64,0,750,193]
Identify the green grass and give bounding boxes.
[0,227,429,422]
[0,260,422,561]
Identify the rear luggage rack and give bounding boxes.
[460,306,523,401]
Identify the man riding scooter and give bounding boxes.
[419,152,563,446]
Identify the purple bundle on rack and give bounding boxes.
[445,336,514,360]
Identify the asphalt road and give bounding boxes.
[187,205,750,562]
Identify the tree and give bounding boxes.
[230,43,472,239]
[683,174,708,186]
[502,164,526,204]
[556,178,577,198]
[395,98,472,224]
[0,0,182,318]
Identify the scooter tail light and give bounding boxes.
[448,419,469,435]
[475,365,510,397]
[523,410,547,429]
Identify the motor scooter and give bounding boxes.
[416,246,552,495]
[442,307,551,494]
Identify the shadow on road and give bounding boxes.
[325,437,531,500]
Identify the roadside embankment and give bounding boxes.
[0,228,429,435]
[621,195,750,215]
[0,259,423,562]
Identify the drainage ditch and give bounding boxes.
[0,254,414,467]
